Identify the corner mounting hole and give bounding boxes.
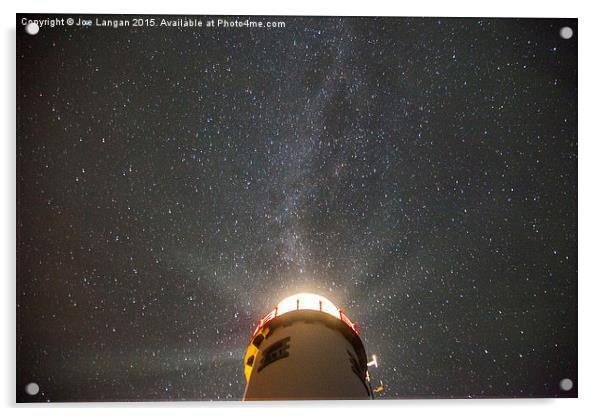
[559,378,573,391]
[25,22,40,36]
[559,26,573,40]
[25,382,40,395]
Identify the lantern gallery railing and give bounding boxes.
[250,293,359,339]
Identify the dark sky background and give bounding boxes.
[17,15,577,402]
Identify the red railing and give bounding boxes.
[251,304,359,339]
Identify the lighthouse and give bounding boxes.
[243,293,372,400]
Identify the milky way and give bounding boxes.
[17,15,577,401]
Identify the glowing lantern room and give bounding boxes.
[249,293,359,342]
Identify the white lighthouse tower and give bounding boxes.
[243,293,372,400]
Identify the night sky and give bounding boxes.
[16,15,577,401]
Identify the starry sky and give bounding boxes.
[16,15,577,401]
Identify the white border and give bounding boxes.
[3,1,600,415]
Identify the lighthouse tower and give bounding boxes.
[243,293,372,400]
